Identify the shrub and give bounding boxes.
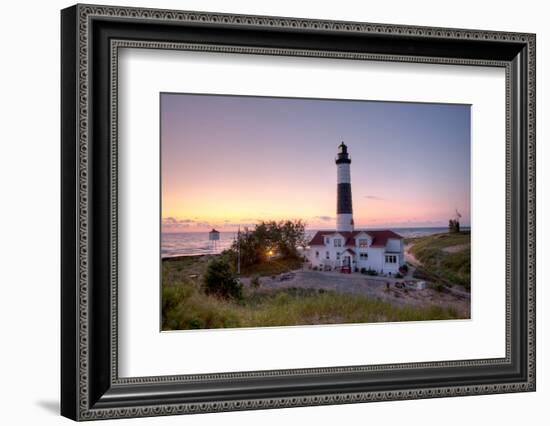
[434,282,445,292]
[203,257,243,300]
[399,264,409,274]
[360,267,367,274]
[251,275,261,289]
[366,268,378,276]
[394,272,403,279]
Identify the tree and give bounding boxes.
[229,220,307,267]
[230,227,266,267]
[203,257,242,300]
[269,219,307,259]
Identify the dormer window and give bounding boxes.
[325,237,330,245]
[334,239,342,247]
[358,238,369,248]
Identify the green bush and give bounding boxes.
[434,282,445,292]
[366,268,378,276]
[203,257,243,300]
[251,275,261,289]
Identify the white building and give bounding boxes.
[307,142,405,275]
[308,229,404,274]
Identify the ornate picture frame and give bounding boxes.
[61,4,535,421]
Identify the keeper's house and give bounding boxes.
[307,142,405,274]
[308,229,404,274]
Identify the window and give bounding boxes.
[358,238,369,248]
[385,255,397,264]
[325,251,330,260]
[325,237,330,245]
[360,253,368,260]
[315,251,319,258]
[334,239,342,247]
[336,252,341,260]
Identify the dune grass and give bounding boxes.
[161,254,464,331]
[408,232,471,290]
[162,278,461,331]
[240,257,304,277]
[163,254,303,281]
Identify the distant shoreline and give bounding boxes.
[161,230,470,260]
[162,226,471,234]
[163,253,214,261]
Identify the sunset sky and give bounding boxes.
[161,93,470,233]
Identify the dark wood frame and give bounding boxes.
[61,4,536,421]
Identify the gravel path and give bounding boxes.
[242,270,470,316]
[404,244,422,267]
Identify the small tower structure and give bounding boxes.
[208,228,220,252]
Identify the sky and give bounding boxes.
[161,93,470,233]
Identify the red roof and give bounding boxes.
[308,230,402,248]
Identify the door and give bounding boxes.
[343,256,351,268]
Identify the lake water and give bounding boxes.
[162,232,237,258]
[161,227,469,258]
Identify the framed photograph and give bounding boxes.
[61,4,536,421]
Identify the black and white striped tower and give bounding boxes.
[335,142,354,232]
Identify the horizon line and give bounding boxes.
[162,224,472,233]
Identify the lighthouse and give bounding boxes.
[307,142,405,274]
[335,142,354,232]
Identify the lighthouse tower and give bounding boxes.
[335,142,354,232]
